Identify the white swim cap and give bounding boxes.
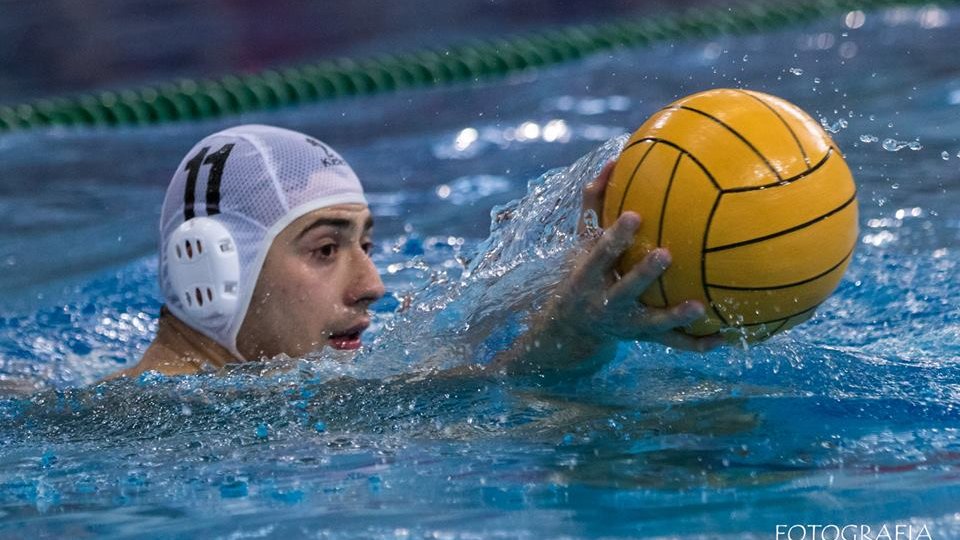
[159,124,367,359]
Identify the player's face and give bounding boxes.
[236,203,385,359]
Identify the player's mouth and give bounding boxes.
[328,321,369,350]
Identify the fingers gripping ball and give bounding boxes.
[602,89,859,342]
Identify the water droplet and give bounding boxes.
[820,117,848,133]
[942,151,950,160]
[789,67,804,76]
[881,138,920,151]
[581,209,600,239]
[881,139,900,151]
[860,134,879,143]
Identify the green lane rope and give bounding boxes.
[0,0,954,132]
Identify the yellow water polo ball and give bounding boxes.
[602,88,859,342]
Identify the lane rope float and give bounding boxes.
[0,0,953,132]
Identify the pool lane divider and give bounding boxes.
[0,0,956,132]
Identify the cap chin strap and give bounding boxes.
[166,217,241,340]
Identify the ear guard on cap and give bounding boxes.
[166,217,241,328]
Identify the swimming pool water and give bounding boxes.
[1,5,959,539]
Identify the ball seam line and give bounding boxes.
[705,244,855,291]
[671,104,784,183]
[702,192,729,326]
[625,137,722,190]
[616,141,658,218]
[767,319,790,337]
[656,151,685,308]
[703,189,857,253]
[735,303,819,329]
[722,148,833,193]
[734,88,811,168]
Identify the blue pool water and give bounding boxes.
[1,5,960,539]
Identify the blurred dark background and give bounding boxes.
[0,0,739,105]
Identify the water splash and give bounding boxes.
[464,136,624,279]
[820,117,848,133]
[882,138,922,151]
[361,136,628,375]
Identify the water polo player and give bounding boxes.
[109,124,721,379]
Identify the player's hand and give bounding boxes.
[547,160,725,352]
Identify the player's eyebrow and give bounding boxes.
[296,215,374,240]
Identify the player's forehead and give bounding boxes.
[283,204,374,240]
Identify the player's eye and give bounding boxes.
[312,243,337,259]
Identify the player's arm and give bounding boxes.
[490,161,724,378]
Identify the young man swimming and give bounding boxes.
[109,125,721,379]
